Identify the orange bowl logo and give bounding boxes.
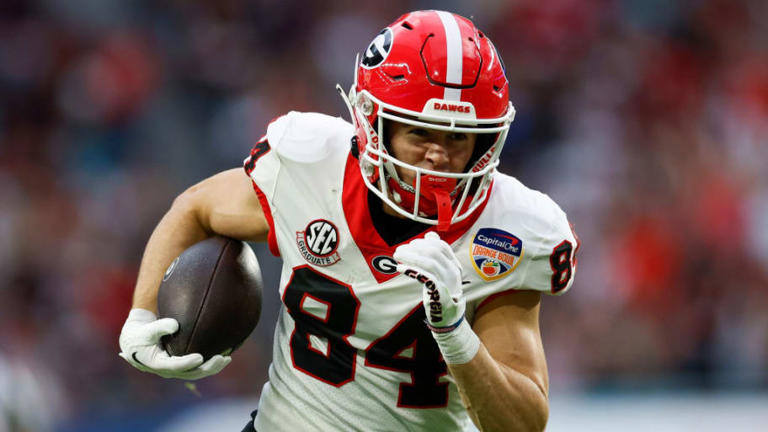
[470,228,524,282]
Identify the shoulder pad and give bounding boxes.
[266,111,353,163]
[492,174,565,238]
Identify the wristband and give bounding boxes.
[430,318,480,365]
[425,316,465,334]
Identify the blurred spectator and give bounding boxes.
[0,352,66,432]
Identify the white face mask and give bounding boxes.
[340,86,514,230]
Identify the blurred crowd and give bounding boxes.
[0,0,766,429]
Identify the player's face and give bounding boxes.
[387,121,477,186]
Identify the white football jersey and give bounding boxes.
[244,112,578,431]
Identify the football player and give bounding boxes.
[119,10,578,431]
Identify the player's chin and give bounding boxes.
[393,167,416,185]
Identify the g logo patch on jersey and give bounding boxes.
[371,255,398,274]
[470,228,524,281]
[296,219,341,267]
[361,28,393,69]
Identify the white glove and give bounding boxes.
[393,232,466,330]
[394,232,480,364]
[118,308,231,380]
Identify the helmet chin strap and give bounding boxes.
[420,175,457,232]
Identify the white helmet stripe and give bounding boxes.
[436,11,463,101]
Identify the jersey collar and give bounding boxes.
[341,153,491,283]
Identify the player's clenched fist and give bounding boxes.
[394,232,466,331]
[118,308,231,380]
[394,232,480,365]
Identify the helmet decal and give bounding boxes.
[361,28,393,69]
[435,10,464,101]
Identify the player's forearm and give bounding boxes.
[132,169,270,311]
[132,196,210,312]
[449,344,549,432]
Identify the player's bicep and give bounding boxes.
[472,290,548,396]
[176,168,269,242]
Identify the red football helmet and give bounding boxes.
[339,10,515,230]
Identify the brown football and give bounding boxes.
[158,236,262,361]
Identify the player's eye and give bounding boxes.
[448,133,468,141]
[409,128,430,137]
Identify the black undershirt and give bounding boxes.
[367,190,430,246]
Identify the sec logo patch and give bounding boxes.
[296,219,341,266]
[470,228,524,281]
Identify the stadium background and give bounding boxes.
[0,0,766,430]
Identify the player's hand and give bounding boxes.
[118,308,231,380]
[394,232,480,364]
[394,232,466,331]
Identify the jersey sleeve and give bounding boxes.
[243,131,280,256]
[242,111,353,257]
[517,196,580,296]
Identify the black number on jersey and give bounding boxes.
[283,266,360,386]
[366,306,449,408]
[244,140,271,175]
[550,240,574,293]
[283,267,449,408]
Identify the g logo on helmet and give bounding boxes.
[361,28,393,69]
